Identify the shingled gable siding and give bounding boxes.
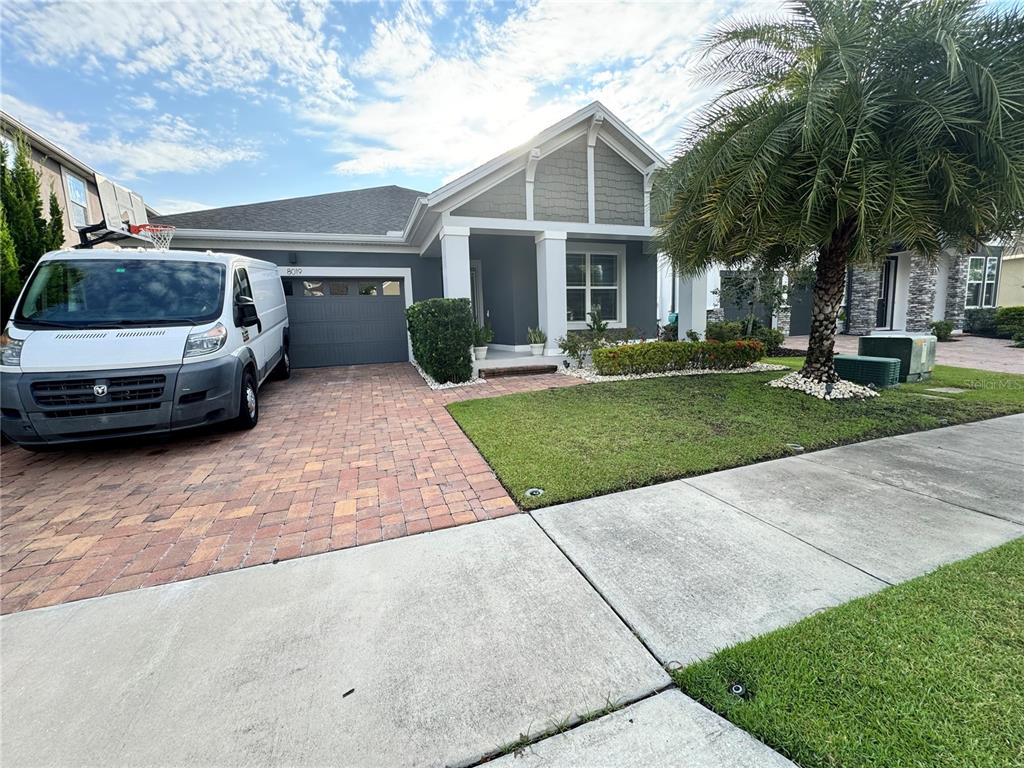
[534,136,588,223]
[452,170,527,219]
[594,140,644,226]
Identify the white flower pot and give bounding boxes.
[473,345,488,360]
[530,343,545,356]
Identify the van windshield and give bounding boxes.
[14,259,226,329]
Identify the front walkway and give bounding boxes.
[2,416,1020,767]
[0,364,580,613]
[785,332,1024,373]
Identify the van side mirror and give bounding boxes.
[235,297,260,329]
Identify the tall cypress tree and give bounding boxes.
[0,201,20,322]
[0,131,62,281]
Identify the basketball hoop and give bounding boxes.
[129,223,176,250]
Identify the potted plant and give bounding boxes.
[527,327,547,356]
[473,323,493,360]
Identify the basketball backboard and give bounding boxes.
[75,174,153,247]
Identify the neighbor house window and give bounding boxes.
[66,173,89,228]
[566,249,623,326]
[965,253,999,308]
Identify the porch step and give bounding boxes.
[479,365,560,378]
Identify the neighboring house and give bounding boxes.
[700,244,1005,337]
[154,102,704,368]
[996,245,1024,307]
[1,110,106,249]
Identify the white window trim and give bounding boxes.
[566,242,627,329]
[65,171,89,229]
[965,254,999,309]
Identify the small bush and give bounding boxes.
[930,319,954,341]
[526,326,547,345]
[659,322,678,341]
[592,339,764,376]
[705,320,745,342]
[1013,332,1024,348]
[995,306,1024,339]
[751,326,785,354]
[406,298,474,384]
[964,308,998,336]
[473,323,494,347]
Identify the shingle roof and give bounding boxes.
[150,185,425,235]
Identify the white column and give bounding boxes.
[536,231,568,355]
[676,269,708,340]
[440,226,472,299]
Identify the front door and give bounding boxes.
[876,257,896,328]
[470,261,484,326]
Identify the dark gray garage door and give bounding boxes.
[284,277,408,368]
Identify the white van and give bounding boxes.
[0,249,290,448]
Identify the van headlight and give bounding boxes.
[1,334,23,366]
[184,323,227,358]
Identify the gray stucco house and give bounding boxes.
[154,102,706,368]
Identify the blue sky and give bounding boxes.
[1,0,765,214]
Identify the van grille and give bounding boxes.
[31,375,167,409]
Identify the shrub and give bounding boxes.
[526,326,547,345]
[659,322,678,341]
[995,306,1024,339]
[406,298,474,383]
[705,320,745,342]
[591,339,764,376]
[930,319,954,341]
[964,307,998,336]
[751,326,785,354]
[1013,332,1024,348]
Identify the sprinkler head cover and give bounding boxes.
[525,488,545,498]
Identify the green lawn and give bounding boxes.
[674,538,1024,768]
[447,361,1024,508]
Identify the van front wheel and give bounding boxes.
[235,369,259,430]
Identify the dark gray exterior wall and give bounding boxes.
[534,136,588,223]
[846,266,877,335]
[594,140,644,226]
[624,240,659,338]
[210,248,443,303]
[470,234,538,346]
[452,170,527,219]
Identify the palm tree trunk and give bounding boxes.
[801,220,856,382]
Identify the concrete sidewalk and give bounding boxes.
[2,416,1021,767]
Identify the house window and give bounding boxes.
[66,173,89,228]
[965,253,999,309]
[566,249,624,326]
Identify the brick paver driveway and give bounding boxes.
[0,365,580,613]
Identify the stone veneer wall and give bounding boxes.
[944,252,969,330]
[846,266,879,335]
[905,255,938,332]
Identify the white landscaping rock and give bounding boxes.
[561,361,789,384]
[411,360,484,390]
[767,371,878,400]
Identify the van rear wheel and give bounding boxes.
[235,369,259,430]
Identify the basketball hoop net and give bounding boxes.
[129,223,175,250]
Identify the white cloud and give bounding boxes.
[1,94,259,180]
[129,94,158,111]
[308,0,740,180]
[3,0,783,186]
[151,198,214,215]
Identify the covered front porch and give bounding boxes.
[424,222,708,358]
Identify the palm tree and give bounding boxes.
[657,0,1024,382]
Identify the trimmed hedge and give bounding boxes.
[592,339,765,376]
[995,306,1024,339]
[964,308,998,336]
[406,298,474,384]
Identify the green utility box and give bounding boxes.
[834,354,901,388]
[858,333,937,382]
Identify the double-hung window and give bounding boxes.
[965,252,999,309]
[566,246,624,327]
[66,173,89,228]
